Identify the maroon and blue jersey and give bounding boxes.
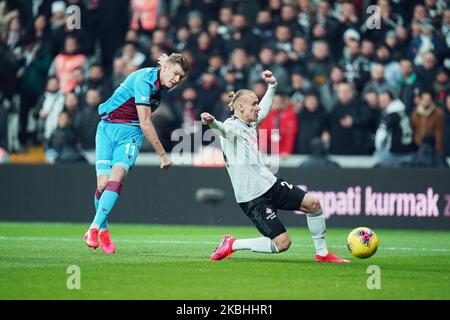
[99,67,163,125]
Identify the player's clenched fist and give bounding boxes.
[262,70,277,85]
[160,154,172,170]
[201,112,215,125]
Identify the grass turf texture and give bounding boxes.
[1,222,450,299]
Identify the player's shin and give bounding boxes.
[306,210,328,257]
[90,181,122,230]
[232,237,279,253]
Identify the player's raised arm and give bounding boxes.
[255,70,278,126]
[137,105,172,170]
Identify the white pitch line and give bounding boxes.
[1,236,450,253]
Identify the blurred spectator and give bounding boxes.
[410,90,445,154]
[319,66,344,113]
[32,15,51,45]
[0,146,9,163]
[116,41,146,71]
[397,58,423,115]
[268,0,283,25]
[49,1,66,31]
[196,72,223,115]
[226,13,259,56]
[212,91,233,122]
[48,35,87,94]
[258,93,298,156]
[129,0,161,33]
[206,20,226,57]
[2,16,23,50]
[361,90,382,154]
[173,26,191,53]
[63,92,81,120]
[374,90,415,167]
[444,94,450,157]
[424,0,447,27]
[72,67,87,103]
[294,90,327,155]
[408,21,443,66]
[339,29,370,91]
[374,43,402,89]
[289,70,313,112]
[85,63,112,100]
[442,9,450,69]
[362,63,396,97]
[73,89,101,151]
[288,34,311,68]
[0,0,19,34]
[280,4,301,35]
[151,29,172,53]
[361,39,376,63]
[46,111,85,163]
[36,76,65,143]
[15,33,53,146]
[401,134,448,168]
[252,10,275,43]
[172,86,200,136]
[227,48,250,87]
[433,68,450,107]
[271,24,293,53]
[307,40,334,89]
[327,82,371,155]
[193,31,214,71]
[300,137,340,168]
[174,0,202,28]
[186,10,204,43]
[112,58,127,89]
[385,30,403,61]
[416,51,439,87]
[362,0,404,42]
[217,5,233,41]
[252,80,267,100]
[248,46,290,93]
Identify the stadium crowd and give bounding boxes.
[0,0,449,167]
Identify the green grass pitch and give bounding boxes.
[1,222,449,299]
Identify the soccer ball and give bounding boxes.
[347,227,379,259]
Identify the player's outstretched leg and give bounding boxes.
[300,195,350,263]
[210,233,290,261]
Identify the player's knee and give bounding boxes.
[304,196,322,214]
[274,235,291,252]
[97,180,108,192]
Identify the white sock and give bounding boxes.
[306,210,328,257]
[90,223,100,230]
[232,237,278,253]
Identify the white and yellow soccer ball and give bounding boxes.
[347,227,379,259]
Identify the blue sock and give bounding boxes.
[94,190,108,231]
[91,182,122,229]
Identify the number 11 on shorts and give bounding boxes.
[125,143,136,157]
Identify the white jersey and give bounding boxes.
[209,83,277,203]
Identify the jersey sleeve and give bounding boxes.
[210,119,237,141]
[134,72,156,106]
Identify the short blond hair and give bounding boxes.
[167,53,191,73]
[227,89,254,111]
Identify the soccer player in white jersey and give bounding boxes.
[201,70,349,263]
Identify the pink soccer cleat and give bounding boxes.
[210,235,236,261]
[315,251,351,263]
[99,230,115,254]
[84,228,99,249]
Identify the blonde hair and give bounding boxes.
[166,53,191,73]
[227,89,254,111]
